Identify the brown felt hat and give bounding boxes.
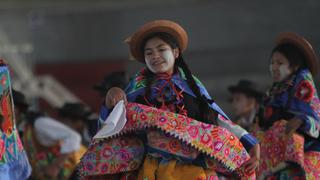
[276,32,319,76]
[127,19,188,63]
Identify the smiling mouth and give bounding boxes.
[152,61,164,66]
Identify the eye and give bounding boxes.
[145,51,152,56]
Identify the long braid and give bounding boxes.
[144,69,154,104]
[176,55,218,125]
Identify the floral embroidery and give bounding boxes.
[295,80,315,102]
[187,126,199,138]
[102,147,113,159]
[79,103,253,178]
[168,139,181,152]
[0,66,28,167]
[100,163,108,173]
[253,121,320,179]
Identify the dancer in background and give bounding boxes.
[254,32,320,179]
[228,79,263,131]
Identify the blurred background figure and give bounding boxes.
[58,102,92,147]
[93,71,128,97]
[228,79,264,131]
[13,89,84,180]
[12,89,30,137]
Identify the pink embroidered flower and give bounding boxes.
[168,118,183,131]
[100,163,108,173]
[169,119,179,128]
[101,147,113,159]
[120,138,129,146]
[140,113,147,121]
[169,139,180,152]
[213,141,223,151]
[295,80,315,103]
[224,148,230,156]
[187,126,199,138]
[158,116,167,125]
[201,123,211,130]
[200,133,212,145]
[118,149,131,161]
[84,162,95,172]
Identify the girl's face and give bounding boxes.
[270,51,294,82]
[144,37,179,75]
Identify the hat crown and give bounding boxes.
[276,32,319,76]
[129,19,188,62]
[59,103,91,120]
[228,79,264,99]
[236,80,257,89]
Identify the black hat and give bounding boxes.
[12,89,29,108]
[228,80,264,100]
[93,71,127,96]
[58,102,92,121]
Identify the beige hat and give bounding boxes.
[127,20,188,63]
[276,32,319,76]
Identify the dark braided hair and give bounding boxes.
[141,32,218,125]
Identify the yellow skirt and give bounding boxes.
[137,156,217,180]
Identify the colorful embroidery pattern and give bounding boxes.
[78,135,144,177]
[147,129,199,160]
[0,66,25,165]
[254,120,320,179]
[131,103,247,168]
[123,103,250,170]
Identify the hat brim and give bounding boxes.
[276,32,319,76]
[128,20,188,63]
[57,107,92,121]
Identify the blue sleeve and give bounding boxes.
[240,134,259,151]
[289,69,320,138]
[97,105,111,130]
